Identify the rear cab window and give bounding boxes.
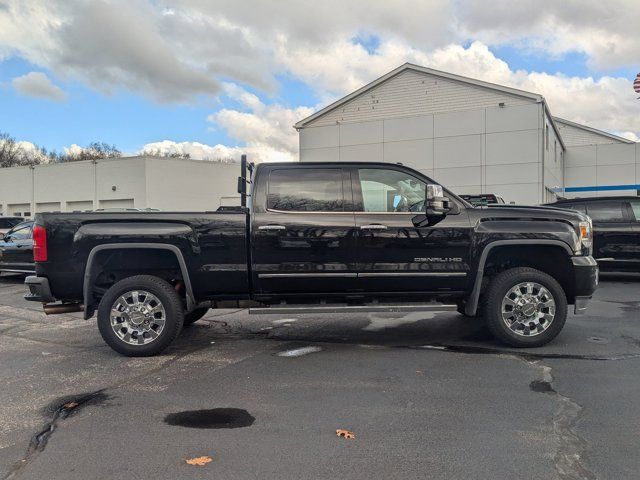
[267,168,345,212]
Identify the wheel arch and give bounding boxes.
[465,239,574,316]
[83,243,195,319]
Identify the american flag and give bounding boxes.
[635,73,640,95]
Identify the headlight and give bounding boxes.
[578,219,592,253]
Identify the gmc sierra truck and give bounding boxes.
[25,159,599,356]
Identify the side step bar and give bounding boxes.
[249,304,457,315]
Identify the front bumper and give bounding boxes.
[571,256,599,315]
[24,276,55,303]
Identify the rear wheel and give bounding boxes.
[483,267,567,347]
[183,307,209,326]
[97,275,184,356]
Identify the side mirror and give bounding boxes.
[425,184,451,216]
[411,184,452,228]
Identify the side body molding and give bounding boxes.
[83,243,195,319]
[465,239,574,316]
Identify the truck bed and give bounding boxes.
[36,211,249,303]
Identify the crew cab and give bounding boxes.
[25,160,599,356]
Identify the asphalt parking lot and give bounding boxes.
[0,273,638,480]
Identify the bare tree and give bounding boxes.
[0,132,46,167]
[58,142,122,162]
[140,148,191,159]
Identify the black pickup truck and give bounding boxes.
[25,160,598,356]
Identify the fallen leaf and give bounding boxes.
[63,402,79,409]
[185,456,213,466]
[336,429,355,439]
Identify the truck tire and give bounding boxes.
[97,275,185,357]
[183,307,209,326]
[483,267,567,348]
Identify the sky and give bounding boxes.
[0,0,639,162]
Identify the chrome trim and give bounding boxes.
[258,272,357,278]
[258,224,286,230]
[250,304,458,315]
[359,272,467,277]
[1,268,35,274]
[360,224,388,230]
[265,208,419,215]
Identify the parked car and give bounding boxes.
[0,216,24,239]
[25,160,598,356]
[545,196,640,272]
[460,194,505,206]
[0,221,35,274]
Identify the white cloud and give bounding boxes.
[139,140,242,161]
[207,84,315,162]
[1,0,639,148]
[12,72,66,102]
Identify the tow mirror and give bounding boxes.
[425,184,451,216]
[412,184,452,227]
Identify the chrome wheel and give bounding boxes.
[110,290,166,345]
[501,282,556,337]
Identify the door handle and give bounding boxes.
[360,224,388,230]
[258,225,286,231]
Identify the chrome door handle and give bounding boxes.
[258,224,286,231]
[360,224,388,230]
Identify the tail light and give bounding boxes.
[33,225,48,262]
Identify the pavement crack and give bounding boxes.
[413,343,640,361]
[2,390,109,480]
[523,360,596,480]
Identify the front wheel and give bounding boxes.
[483,267,567,347]
[97,275,185,356]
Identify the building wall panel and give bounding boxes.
[339,143,384,163]
[433,135,482,169]
[383,139,433,171]
[339,121,383,146]
[486,130,539,165]
[383,115,433,141]
[299,125,339,149]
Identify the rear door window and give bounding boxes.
[267,168,344,212]
[586,201,625,222]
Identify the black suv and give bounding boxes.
[546,197,640,272]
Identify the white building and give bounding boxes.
[0,156,240,217]
[295,63,639,204]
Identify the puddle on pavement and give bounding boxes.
[164,408,255,429]
[529,380,556,394]
[276,346,323,357]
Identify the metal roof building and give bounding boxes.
[0,156,239,218]
[295,63,639,204]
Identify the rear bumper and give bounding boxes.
[571,256,599,315]
[24,275,55,303]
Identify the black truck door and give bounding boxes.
[251,166,358,294]
[351,166,472,293]
[587,200,638,270]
